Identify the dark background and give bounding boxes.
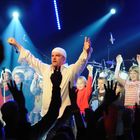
[0,0,140,73]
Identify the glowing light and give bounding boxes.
[53,0,61,30]
[110,8,116,15]
[12,11,19,19]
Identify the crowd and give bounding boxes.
[0,37,140,140]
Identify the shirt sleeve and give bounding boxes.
[70,49,92,84]
[30,79,41,95]
[18,47,49,76]
[85,75,93,99]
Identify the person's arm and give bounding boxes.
[102,81,120,107]
[70,37,93,83]
[136,54,140,80]
[8,37,23,51]
[86,65,93,98]
[31,67,62,138]
[30,73,41,95]
[114,54,125,86]
[30,79,39,94]
[7,80,28,121]
[85,81,120,124]
[7,37,48,76]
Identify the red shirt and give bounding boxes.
[77,76,93,114]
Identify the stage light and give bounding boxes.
[110,8,116,15]
[53,0,61,30]
[12,11,19,19]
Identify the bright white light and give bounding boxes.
[53,0,61,30]
[110,8,116,15]
[12,11,19,19]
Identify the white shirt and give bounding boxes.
[18,47,92,117]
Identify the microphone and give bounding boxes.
[12,46,19,53]
[9,41,19,53]
[15,47,19,53]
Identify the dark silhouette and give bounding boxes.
[0,119,4,139]
[1,66,62,140]
[133,104,140,140]
[85,81,120,140]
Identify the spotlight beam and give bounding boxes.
[12,11,19,19]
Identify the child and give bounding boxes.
[76,64,93,114]
[114,54,140,139]
[89,77,107,111]
[115,54,140,107]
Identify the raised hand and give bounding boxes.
[103,81,120,106]
[68,82,78,110]
[7,37,17,46]
[7,80,25,108]
[83,37,92,53]
[50,67,62,87]
[7,37,22,52]
[136,54,140,65]
[87,64,93,76]
[116,54,123,65]
[87,64,93,72]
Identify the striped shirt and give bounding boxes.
[124,81,140,106]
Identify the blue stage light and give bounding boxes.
[12,11,19,19]
[53,0,61,30]
[110,8,116,15]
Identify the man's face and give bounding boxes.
[51,52,65,67]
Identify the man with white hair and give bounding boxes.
[8,37,93,118]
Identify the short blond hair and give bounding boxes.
[128,65,139,80]
[77,76,87,85]
[129,65,139,73]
